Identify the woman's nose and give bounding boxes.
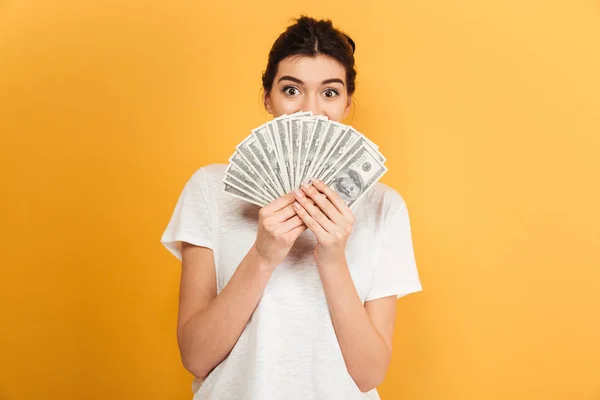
[302,97,324,116]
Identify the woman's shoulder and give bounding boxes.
[187,163,227,187]
[357,181,408,215]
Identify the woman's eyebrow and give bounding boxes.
[321,78,345,86]
[278,75,345,86]
[278,75,303,84]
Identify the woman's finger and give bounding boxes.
[299,182,345,226]
[294,187,336,233]
[261,192,297,217]
[287,223,307,240]
[293,202,328,239]
[280,215,305,233]
[310,179,354,220]
[271,203,298,223]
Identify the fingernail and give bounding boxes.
[313,178,321,184]
[293,201,300,209]
[301,182,310,189]
[295,189,304,198]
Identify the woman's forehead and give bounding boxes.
[276,54,346,83]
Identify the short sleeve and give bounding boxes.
[160,168,214,261]
[364,194,423,301]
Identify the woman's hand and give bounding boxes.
[253,192,307,269]
[292,179,355,268]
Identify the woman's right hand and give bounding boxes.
[252,192,307,268]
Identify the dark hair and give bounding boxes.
[261,15,357,97]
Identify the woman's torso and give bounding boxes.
[193,163,388,400]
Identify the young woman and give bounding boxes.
[161,15,422,400]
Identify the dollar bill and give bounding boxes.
[312,126,360,180]
[252,123,286,197]
[289,117,301,191]
[229,150,278,200]
[286,112,313,190]
[364,136,378,150]
[223,174,270,206]
[326,143,388,208]
[306,120,344,180]
[295,117,316,187]
[266,120,288,194]
[237,132,285,197]
[223,183,267,207]
[225,163,274,203]
[319,132,385,184]
[298,116,329,184]
[274,117,293,193]
[224,113,386,208]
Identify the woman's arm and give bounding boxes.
[177,244,274,379]
[177,192,306,379]
[291,180,398,392]
[318,262,397,392]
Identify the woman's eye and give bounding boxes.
[283,86,300,96]
[324,89,339,98]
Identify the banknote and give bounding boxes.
[286,111,313,190]
[266,120,289,194]
[295,117,316,187]
[225,113,387,207]
[237,132,285,197]
[289,117,301,190]
[298,116,329,185]
[228,151,278,201]
[312,126,360,181]
[306,120,344,180]
[326,143,388,208]
[274,117,293,193]
[223,183,267,207]
[225,163,274,203]
[319,133,385,184]
[223,173,270,206]
[252,123,286,197]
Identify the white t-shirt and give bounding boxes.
[161,164,422,400]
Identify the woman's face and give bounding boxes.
[264,54,352,122]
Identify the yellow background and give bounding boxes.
[1,0,599,399]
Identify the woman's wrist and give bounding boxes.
[315,249,348,271]
[248,244,277,272]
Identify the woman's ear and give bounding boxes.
[263,91,273,115]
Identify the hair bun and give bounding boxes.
[343,34,355,54]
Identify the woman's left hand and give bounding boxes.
[293,179,355,268]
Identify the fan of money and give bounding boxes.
[223,111,387,209]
